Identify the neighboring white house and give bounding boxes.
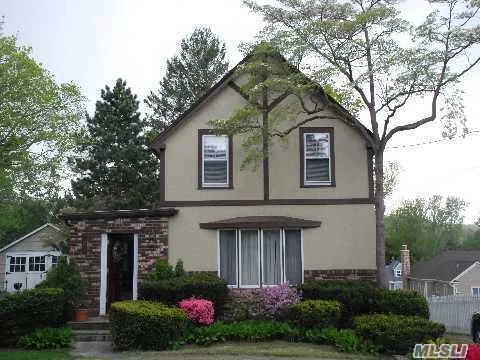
[385,259,403,290]
[0,224,65,292]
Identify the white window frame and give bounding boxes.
[217,228,304,288]
[472,287,480,297]
[202,134,229,188]
[303,132,331,186]
[395,268,402,277]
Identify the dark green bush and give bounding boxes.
[300,280,428,325]
[300,280,378,325]
[110,300,190,350]
[148,258,185,281]
[36,257,87,321]
[303,328,379,354]
[185,320,302,346]
[139,273,229,315]
[18,327,74,349]
[376,289,429,318]
[0,287,65,346]
[283,300,342,329]
[354,314,445,355]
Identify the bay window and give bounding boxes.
[218,229,303,287]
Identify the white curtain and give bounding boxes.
[263,230,281,285]
[285,230,302,285]
[219,230,237,285]
[240,230,259,286]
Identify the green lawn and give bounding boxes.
[0,349,73,360]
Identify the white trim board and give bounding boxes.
[451,261,480,282]
[0,223,63,254]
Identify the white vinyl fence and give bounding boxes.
[427,295,480,334]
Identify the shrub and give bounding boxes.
[263,283,301,318]
[18,327,73,349]
[110,300,189,350]
[185,320,302,346]
[179,297,214,325]
[376,289,429,318]
[36,257,87,321]
[284,300,342,329]
[300,280,378,325]
[139,273,229,315]
[300,280,428,325]
[354,314,446,355]
[0,287,65,346]
[148,258,185,281]
[304,328,379,354]
[221,289,266,322]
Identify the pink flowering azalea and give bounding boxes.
[263,282,301,318]
[179,297,215,325]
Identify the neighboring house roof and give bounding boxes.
[385,260,402,282]
[150,50,373,153]
[0,223,62,254]
[410,250,480,282]
[60,208,179,221]
[199,216,321,229]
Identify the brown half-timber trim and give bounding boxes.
[198,129,233,190]
[200,215,321,229]
[159,147,166,202]
[367,146,374,201]
[59,208,178,221]
[299,127,336,188]
[159,198,373,207]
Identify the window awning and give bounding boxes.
[199,216,321,230]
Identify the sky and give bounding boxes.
[3,0,480,222]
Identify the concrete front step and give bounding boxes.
[68,317,109,331]
[73,329,112,342]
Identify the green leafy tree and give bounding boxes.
[384,161,401,199]
[71,79,160,210]
[145,27,229,131]
[211,0,480,284]
[0,35,84,200]
[386,195,466,261]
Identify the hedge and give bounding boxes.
[282,300,342,329]
[354,314,445,355]
[299,280,429,325]
[0,288,65,346]
[109,300,190,350]
[139,273,229,314]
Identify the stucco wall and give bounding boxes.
[168,204,376,273]
[0,226,64,290]
[455,263,480,295]
[163,83,370,202]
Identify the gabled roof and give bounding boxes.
[0,223,63,254]
[410,250,480,282]
[150,51,373,154]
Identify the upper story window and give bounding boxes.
[198,129,233,189]
[395,268,402,277]
[300,127,335,187]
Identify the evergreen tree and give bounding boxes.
[145,27,229,131]
[71,79,160,210]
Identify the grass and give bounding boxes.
[169,341,379,359]
[0,349,73,360]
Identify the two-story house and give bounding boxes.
[61,53,376,316]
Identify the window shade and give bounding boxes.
[203,135,228,185]
[263,230,282,285]
[284,230,302,285]
[219,230,237,286]
[240,230,259,286]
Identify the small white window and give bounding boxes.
[202,135,229,187]
[389,281,395,290]
[304,132,331,185]
[9,256,26,272]
[472,287,480,297]
[395,268,402,277]
[29,256,46,272]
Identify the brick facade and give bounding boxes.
[304,269,377,281]
[67,216,170,315]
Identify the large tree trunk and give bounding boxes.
[375,150,387,286]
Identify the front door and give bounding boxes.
[106,234,134,311]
